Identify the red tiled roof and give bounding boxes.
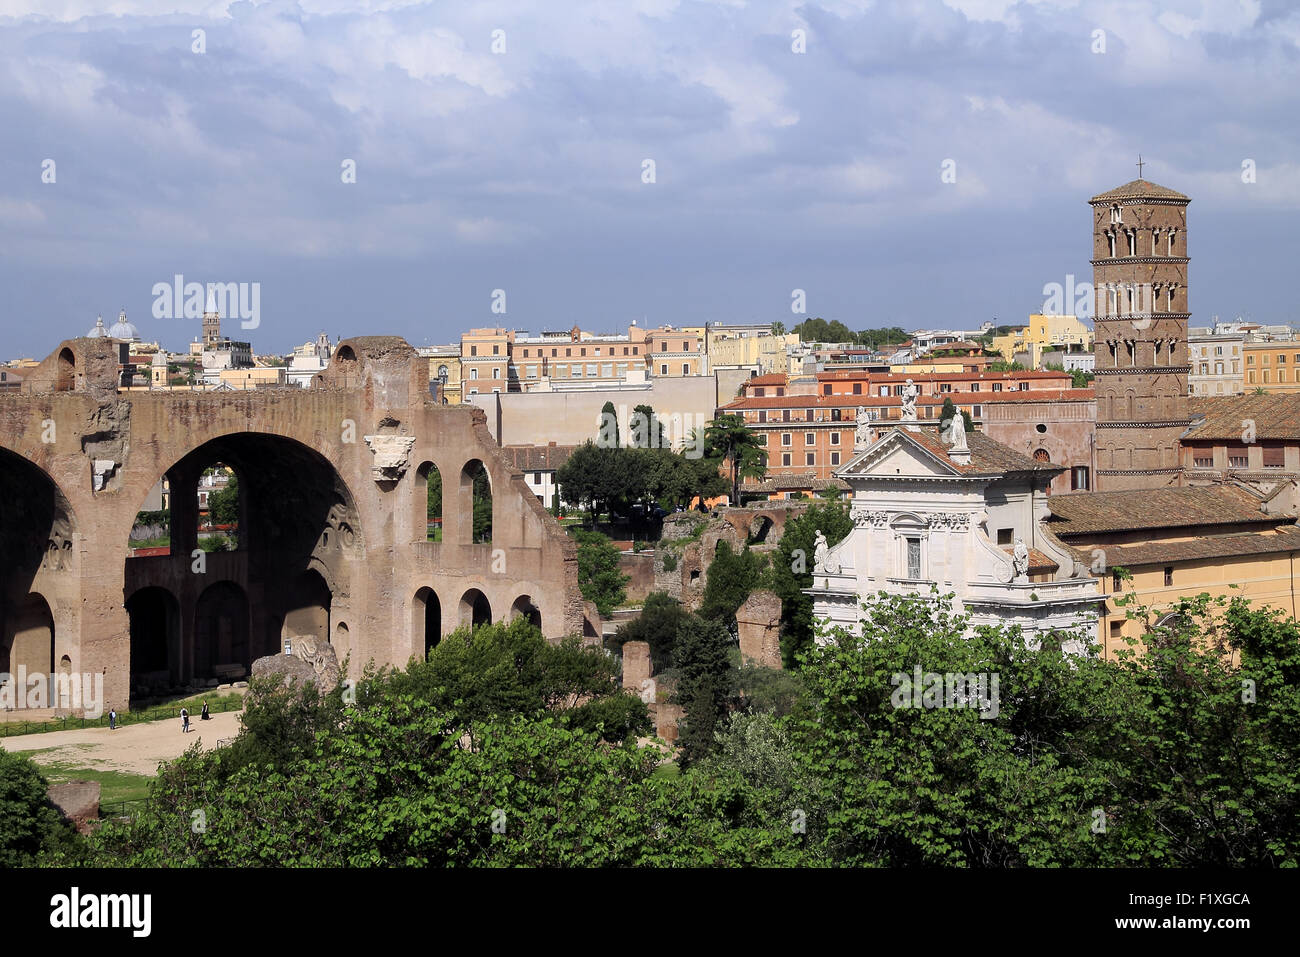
[1065,528,1300,568]
[1186,393,1300,442]
[1001,545,1059,571]
[745,373,788,386]
[907,428,1059,475]
[722,389,1088,412]
[749,472,850,492]
[1046,485,1274,536]
[1089,179,1189,203]
[723,394,916,410]
[976,388,1095,403]
[815,369,1070,382]
[844,426,1058,477]
[500,444,578,471]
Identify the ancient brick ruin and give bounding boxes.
[0,336,582,713]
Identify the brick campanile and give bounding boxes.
[1089,177,1191,490]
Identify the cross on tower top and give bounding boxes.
[1136,155,1145,178]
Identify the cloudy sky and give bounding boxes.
[1,0,1296,358]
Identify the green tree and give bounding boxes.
[426,469,443,519]
[1045,361,1094,389]
[556,441,638,523]
[472,466,493,543]
[0,751,79,866]
[208,472,239,526]
[687,448,731,510]
[382,616,646,735]
[704,413,767,506]
[699,541,769,629]
[771,501,853,666]
[770,321,786,336]
[855,327,909,350]
[600,400,620,448]
[793,317,856,344]
[614,591,688,671]
[939,396,957,431]
[82,617,656,867]
[672,615,734,765]
[938,396,973,434]
[630,404,658,449]
[557,441,604,523]
[573,528,630,615]
[791,591,1112,866]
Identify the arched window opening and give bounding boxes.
[414,587,442,657]
[461,460,493,544]
[415,461,442,542]
[511,595,541,631]
[459,588,491,629]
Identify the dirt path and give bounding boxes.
[0,710,243,776]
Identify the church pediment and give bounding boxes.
[838,429,963,479]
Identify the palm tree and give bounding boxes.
[704,413,767,506]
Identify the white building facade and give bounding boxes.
[808,422,1100,647]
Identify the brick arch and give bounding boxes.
[511,594,541,630]
[5,335,583,712]
[413,586,442,658]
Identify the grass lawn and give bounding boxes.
[37,758,155,804]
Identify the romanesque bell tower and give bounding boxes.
[1090,173,1191,491]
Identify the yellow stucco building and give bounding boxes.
[421,345,462,403]
[993,314,1093,367]
[1243,341,1300,393]
[1045,484,1300,658]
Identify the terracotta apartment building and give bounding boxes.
[720,369,1092,498]
[461,323,703,395]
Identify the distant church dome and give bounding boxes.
[86,314,109,338]
[108,309,139,341]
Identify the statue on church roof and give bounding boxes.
[900,378,919,421]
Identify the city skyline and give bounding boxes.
[3,1,1298,357]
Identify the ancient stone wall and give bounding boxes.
[619,551,657,603]
[47,779,100,834]
[0,336,583,713]
[737,589,783,669]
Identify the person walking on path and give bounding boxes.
[201,700,210,721]
[109,709,116,730]
[181,707,190,734]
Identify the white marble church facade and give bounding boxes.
[809,413,1101,648]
